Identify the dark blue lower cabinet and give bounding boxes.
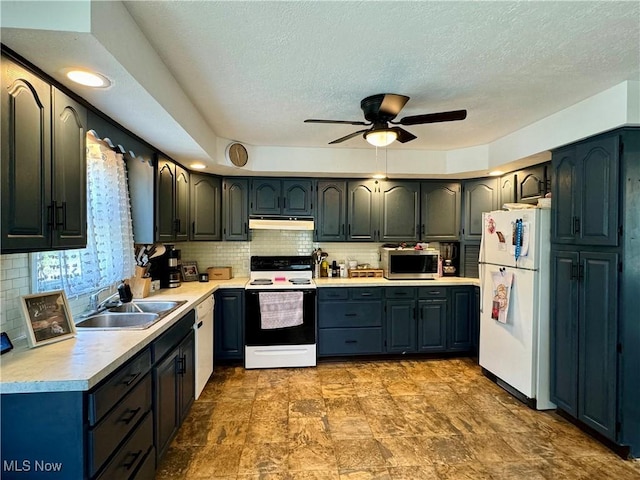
[447,287,473,351]
[550,249,619,441]
[417,298,447,352]
[385,299,417,353]
[214,289,244,360]
[317,286,474,357]
[318,288,383,356]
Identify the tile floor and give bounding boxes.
[156,358,640,479]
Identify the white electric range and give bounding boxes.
[244,256,317,368]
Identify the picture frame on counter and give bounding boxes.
[20,290,76,348]
[181,261,199,282]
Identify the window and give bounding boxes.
[33,135,136,296]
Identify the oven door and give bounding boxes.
[245,288,316,346]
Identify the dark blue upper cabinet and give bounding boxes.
[516,164,547,204]
[551,147,578,244]
[282,179,313,215]
[462,178,499,241]
[251,178,280,215]
[223,177,249,241]
[379,181,420,242]
[250,178,313,216]
[316,180,347,241]
[552,134,619,246]
[420,182,461,241]
[347,180,379,241]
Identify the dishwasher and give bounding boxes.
[194,294,214,399]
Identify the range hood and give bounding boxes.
[249,216,315,231]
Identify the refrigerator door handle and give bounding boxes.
[479,262,485,314]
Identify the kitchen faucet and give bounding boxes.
[88,286,119,312]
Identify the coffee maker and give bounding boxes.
[440,242,459,276]
[156,245,181,288]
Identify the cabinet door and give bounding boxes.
[251,178,280,215]
[174,164,190,242]
[462,178,499,240]
[316,180,346,241]
[156,158,176,242]
[417,299,446,352]
[549,249,579,416]
[551,147,578,244]
[1,56,52,252]
[347,180,379,241]
[214,290,244,360]
[282,179,313,216]
[154,350,179,460]
[52,88,87,249]
[578,251,618,439]
[516,165,546,204]
[223,178,249,240]
[420,182,461,240]
[379,181,420,242]
[178,332,195,423]
[576,136,619,246]
[190,173,221,241]
[447,288,472,351]
[498,174,516,207]
[385,300,417,353]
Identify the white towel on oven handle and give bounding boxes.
[259,291,304,329]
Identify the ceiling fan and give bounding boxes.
[304,93,467,147]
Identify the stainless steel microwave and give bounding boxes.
[380,247,439,280]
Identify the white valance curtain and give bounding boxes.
[34,136,136,296]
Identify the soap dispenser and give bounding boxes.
[117,280,133,303]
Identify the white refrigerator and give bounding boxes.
[478,208,555,410]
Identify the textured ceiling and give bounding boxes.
[122,0,639,150]
[1,1,639,172]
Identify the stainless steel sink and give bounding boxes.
[76,300,187,330]
[75,313,160,329]
[107,301,183,314]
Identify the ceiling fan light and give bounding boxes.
[365,129,397,147]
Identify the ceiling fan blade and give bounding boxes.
[304,119,369,126]
[378,94,410,116]
[328,129,370,144]
[397,109,467,126]
[389,127,417,143]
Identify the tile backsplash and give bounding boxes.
[177,230,384,277]
[0,253,31,341]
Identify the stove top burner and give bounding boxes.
[289,278,311,285]
[250,279,273,285]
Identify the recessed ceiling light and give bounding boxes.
[372,173,386,179]
[65,69,111,88]
[489,170,503,176]
[190,163,206,170]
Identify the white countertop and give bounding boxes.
[0,280,244,395]
[0,275,477,394]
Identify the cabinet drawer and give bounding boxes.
[349,288,382,300]
[319,328,383,356]
[385,287,416,299]
[89,374,152,477]
[131,447,156,480]
[153,310,195,362]
[96,412,153,480]
[418,287,447,298]
[89,348,152,425]
[319,301,382,328]
[318,288,348,301]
